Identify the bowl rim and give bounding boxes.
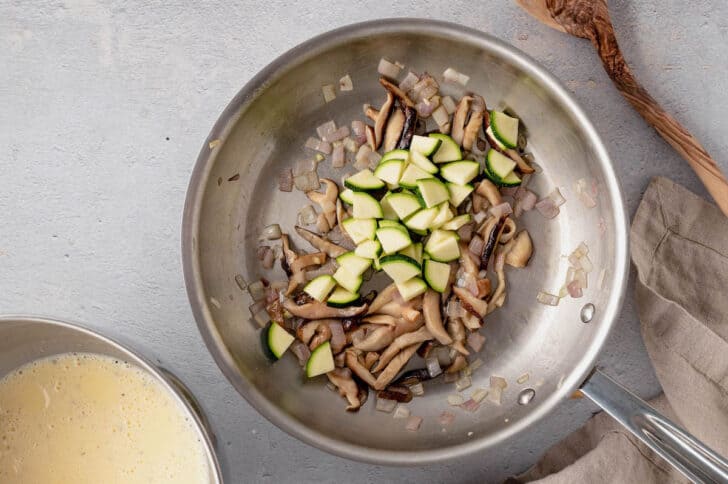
[181,18,629,465]
[0,314,223,482]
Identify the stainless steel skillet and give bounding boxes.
[181,19,728,481]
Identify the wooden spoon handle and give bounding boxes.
[590,15,728,215]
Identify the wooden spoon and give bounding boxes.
[516,0,728,216]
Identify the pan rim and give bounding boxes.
[181,18,629,466]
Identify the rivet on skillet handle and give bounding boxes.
[580,369,728,483]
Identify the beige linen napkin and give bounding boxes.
[516,177,728,483]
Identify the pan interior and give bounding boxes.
[187,21,625,461]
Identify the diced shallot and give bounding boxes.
[460,398,480,412]
[597,268,606,290]
[350,120,367,144]
[278,169,293,192]
[489,202,513,219]
[519,189,538,212]
[441,95,457,114]
[367,150,382,169]
[517,373,530,384]
[378,58,402,78]
[457,223,474,242]
[567,280,583,298]
[322,126,350,143]
[447,394,465,406]
[471,388,489,403]
[410,383,424,396]
[432,105,450,128]
[355,144,373,170]
[293,158,317,177]
[342,137,359,153]
[297,205,317,225]
[375,397,397,413]
[331,143,345,168]
[443,67,470,86]
[290,341,310,366]
[317,120,336,139]
[260,224,282,240]
[468,234,485,257]
[536,291,560,306]
[251,306,269,328]
[262,248,275,269]
[393,405,411,419]
[294,172,319,192]
[438,411,455,426]
[322,84,336,103]
[305,137,332,155]
[535,197,560,219]
[329,321,346,353]
[548,187,566,207]
[467,332,486,352]
[247,281,266,301]
[405,415,423,432]
[399,71,419,93]
[456,375,472,392]
[426,356,442,378]
[339,74,353,91]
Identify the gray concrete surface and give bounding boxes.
[1,1,725,482]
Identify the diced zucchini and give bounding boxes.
[379,193,399,220]
[355,239,382,259]
[352,192,383,219]
[429,133,462,163]
[336,252,372,276]
[380,254,421,283]
[498,171,522,187]
[341,218,377,244]
[486,125,505,149]
[395,277,428,301]
[399,242,423,265]
[490,111,519,149]
[446,183,474,207]
[306,341,334,377]
[344,169,385,191]
[429,202,454,229]
[441,214,471,231]
[399,163,434,189]
[378,219,406,230]
[386,191,422,220]
[376,226,412,255]
[486,149,516,183]
[267,322,295,359]
[425,230,461,262]
[380,149,409,163]
[409,135,442,157]
[440,161,480,185]
[339,188,355,205]
[326,286,360,307]
[408,150,439,174]
[303,275,337,302]
[424,259,451,293]
[333,266,363,293]
[416,178,450,208]
[374,159,405,186]
[404,206,439,232]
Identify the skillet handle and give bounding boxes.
[581,369,728,483]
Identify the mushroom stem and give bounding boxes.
[447,319,469,356]
[446,354,468,374]
[396,105,417,150]
[488,267,507,314]
[326,368,361,411]
[367,283,397,314]
[480,216,507,270]
[451,95,473,146]
[295,226,347,258]
[377,302,422,324]
[379,77,415,107]
[505,230,533,268]
[383,107,405,152]
[297,320,333,350]
[476,179,503,206]
[362,314,398,326]
[373,343,421,390]
[345,349,377,388]
[372,326,432,372]
[463,98,485,151]
[283,299,367,319]
[352,325,395,352]
[452,286,488,319]
[373,92,395,150]
[423,289,453,345]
